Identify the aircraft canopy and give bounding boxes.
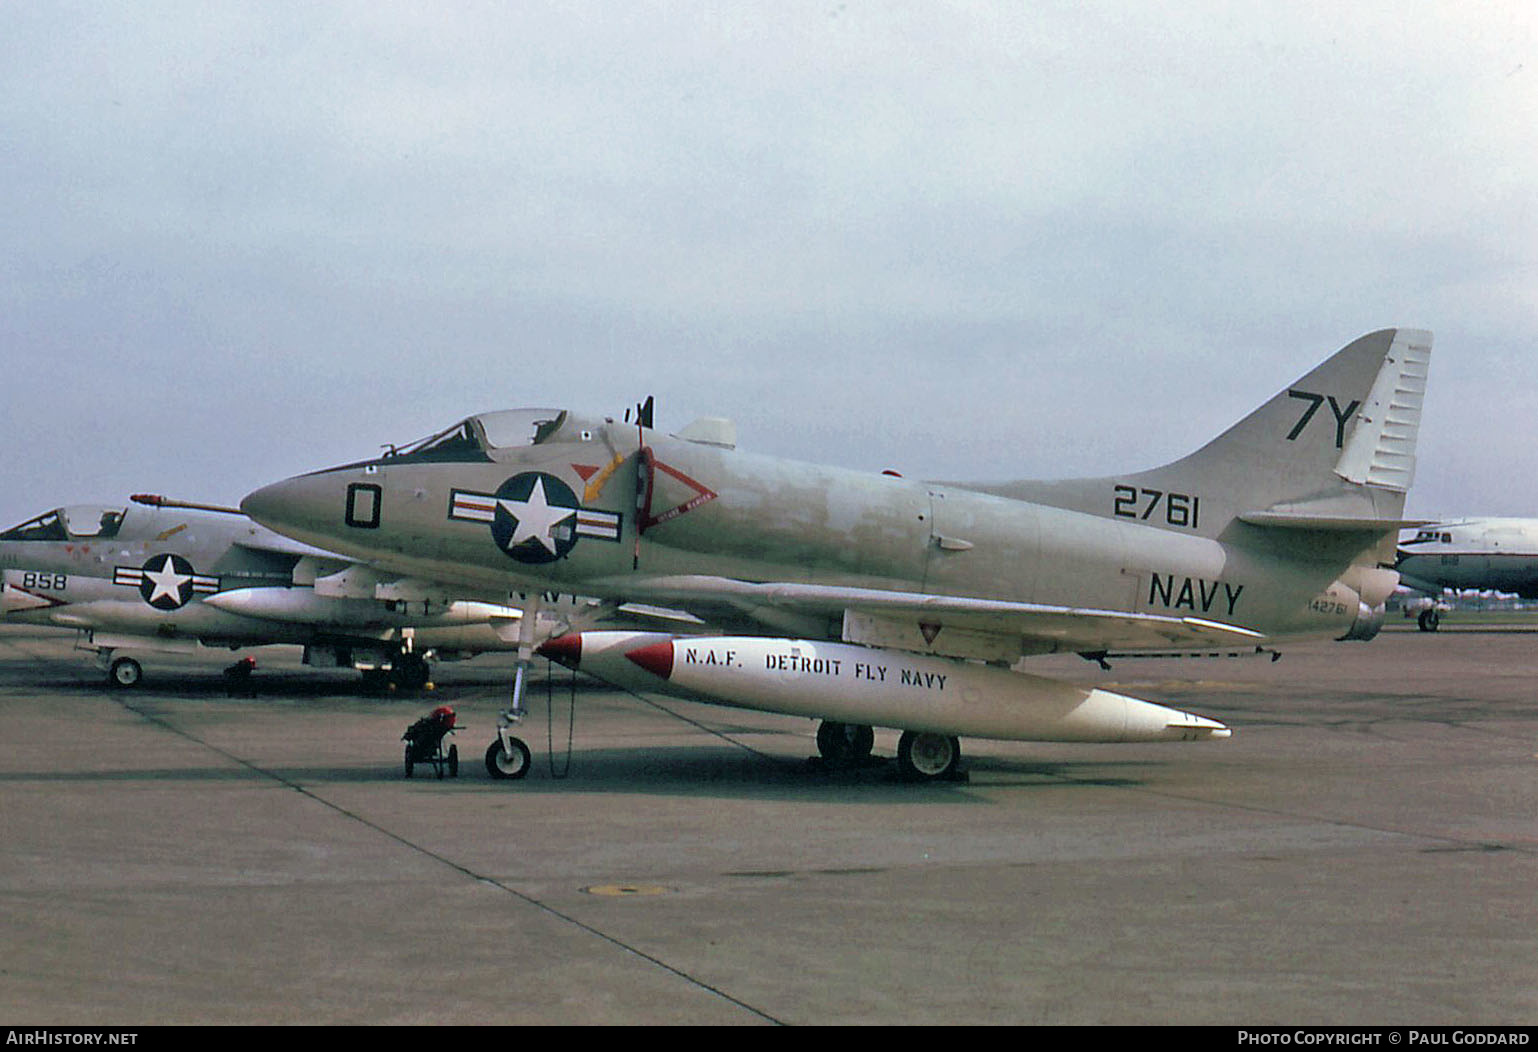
[388,409,567,462]
[0,505,126,542]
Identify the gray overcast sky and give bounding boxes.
[2,2,1534,532]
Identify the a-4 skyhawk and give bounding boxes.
[0,495,605,688]
[242,329,1431,781]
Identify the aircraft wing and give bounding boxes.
[600,575,1265,660]
[230,525,353,563]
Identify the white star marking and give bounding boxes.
[497,478,577,555]
[143,555,192,605]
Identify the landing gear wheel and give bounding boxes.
[392,655,431,691]
[485,737,531,780]
[447,744,459,779]
[816,721,876,766]
[403,745,415,779]
[108,657,143,689]
[1418,609,1441,632]
[896,731,961,782]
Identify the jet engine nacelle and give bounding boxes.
[1326,572,1390,641]
[1337,600,1387,642]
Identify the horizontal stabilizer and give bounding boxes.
[1239,512,1429,531]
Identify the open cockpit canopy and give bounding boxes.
[384,409,568,463]
[1,505,126,542]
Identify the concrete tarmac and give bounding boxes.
[1,622,1534,1026]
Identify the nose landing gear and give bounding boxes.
[485,711,532,780]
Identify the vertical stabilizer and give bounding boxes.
[1332,330,1430,493]
[971,329,1433,538]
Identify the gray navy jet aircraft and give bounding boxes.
[242,328,1431,781]
[0,494,582,688]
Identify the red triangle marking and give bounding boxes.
[642,459,719,530]
[572,464,600,482]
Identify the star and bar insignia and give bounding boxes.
[449,472,621,564]
[114,554,220,610]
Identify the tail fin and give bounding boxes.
[979,329,1432,539]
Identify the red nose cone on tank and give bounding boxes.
[623,641,675,680]
[535,633,584,666]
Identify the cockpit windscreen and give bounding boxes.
[385,409,567,463]
[1,506,125,542]
[475,409,566,450]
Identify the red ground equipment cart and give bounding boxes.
[402,705,460,779]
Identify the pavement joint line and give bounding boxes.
[110,692,787,1027]
[542,675,1538,859]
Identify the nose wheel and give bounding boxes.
[485,736,531,780]
[486,594,542,781]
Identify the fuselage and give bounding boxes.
[242,410,1392,651]
[1397,518,1538,598]
[0,501,524,656]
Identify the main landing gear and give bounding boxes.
[107,655,143,689]
[814,719,966,783]
[392,652,432,690]
[815,720,876,767]
[95,649,143,689]
[895,730,963,783]
[361,651,432,691]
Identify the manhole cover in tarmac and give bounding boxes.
[582,883,671,897]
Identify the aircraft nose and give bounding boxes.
[241,473,349,546]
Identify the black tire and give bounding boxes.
[896,731,961,782]
[485,737,531,780]
[403,745,415,779]
[1418,609,1440,632]
[447,744,459,778]
[108,657,143,690]
[816,721,876,765]
[392,655,431,691]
